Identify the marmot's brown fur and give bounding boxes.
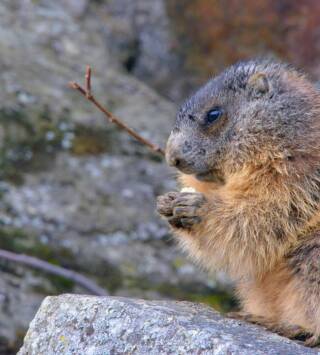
[157,59,320,347]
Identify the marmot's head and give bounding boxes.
[166,59,320,183]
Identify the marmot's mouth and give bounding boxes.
[195,170,224,184]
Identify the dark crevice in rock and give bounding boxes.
[123,39,141,73]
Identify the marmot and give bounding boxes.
[157,59,320,347]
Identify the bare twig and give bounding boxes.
[85,65,92,99]
[0,249,108,296]
[69,66,165,156]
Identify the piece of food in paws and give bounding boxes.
[180,187,196,193]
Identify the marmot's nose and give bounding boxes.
[166,132,195,173]
[167,154,182,168]
[166,150,194,173]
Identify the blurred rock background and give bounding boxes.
[0,1,319,353]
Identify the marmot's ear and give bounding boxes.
[247,72,269,98]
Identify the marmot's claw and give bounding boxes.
[304,334,320,347]
[157,192,206,229]
[156,192,179,216]
[173,206,198,218]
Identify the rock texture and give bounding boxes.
[18,295,317,355]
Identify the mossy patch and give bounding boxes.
[0,227,63,263]
[0,106,128,183]
[0,107,74,183]
[191,292,238,313]
[156,282,237,313]
[31,274,75,294]
[70,125,115,155]
[0,103,164,184]
[120,273,237,313]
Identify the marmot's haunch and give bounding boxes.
[157,59,320,347]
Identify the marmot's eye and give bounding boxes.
[205,107,223,124]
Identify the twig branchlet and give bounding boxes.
[69,66,165,156]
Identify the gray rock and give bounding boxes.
[61,0,88,18]
[18,295,317,355]
[103,0,182,100]
[0,0,175,143]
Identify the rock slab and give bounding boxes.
[18,295,318,355]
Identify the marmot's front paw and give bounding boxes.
[157,191,206,229]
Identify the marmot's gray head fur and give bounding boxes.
[166,59,320,182]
